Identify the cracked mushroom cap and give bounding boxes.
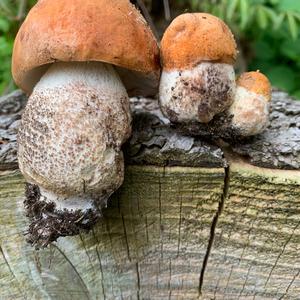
[12,0,160,97]
[160,13,237,70]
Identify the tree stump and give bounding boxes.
[0,90,299,299]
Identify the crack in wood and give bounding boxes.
[198,166,230,295]
[78,233,96,274]
[0,245,27,300]
[52,244,92,300]
[121,213,131,262]
[279,268,300,300]
[135,262,140,300]
[158,167,163,259]
[263,219,300,289]
[93,234,106,299]
[238,265,252,299]
[1,90,300,298]
[176,193,183,257]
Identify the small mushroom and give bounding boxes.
[228,71,271,136]
[159,13,237,123]
[12,0,160,246]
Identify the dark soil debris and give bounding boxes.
[24,183,100,249]
[174,111,245,143]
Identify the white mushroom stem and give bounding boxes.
[228,86,270,136]
[39,188,95,211]
[159,62,236,123]
[18,62,131,213]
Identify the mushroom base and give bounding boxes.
[229,86,270,136]
[173,111,247,142]
[24,183,101,249]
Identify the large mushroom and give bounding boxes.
[12,0,160,247]
[159,13,237,124]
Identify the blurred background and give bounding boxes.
[1,0,300,100]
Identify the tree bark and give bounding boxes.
[0,90,299,299]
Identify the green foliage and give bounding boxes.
[1,0,300,100]
[0,0,36,94]
[180,0,300,39]
[179,0,300,99]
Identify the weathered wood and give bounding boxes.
[169,89,300,170]
[0,90,27,170]
[0,167,224,299]
[0,90,300,299]
[1,89,300,170]
[203,161,300,299]
[232,90,300,170]
[126,90,300,170]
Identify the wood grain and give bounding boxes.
[203,162,300,299]
[0,90,300,299]
[0,167,224,299]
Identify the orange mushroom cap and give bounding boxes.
[12,0,160,96]
[237,71,271,101]
[160,13,237,70]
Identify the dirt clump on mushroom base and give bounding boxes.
[173,111,245,142]
[24,183,100,249]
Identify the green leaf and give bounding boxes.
[263,6,278,23]
[191,0,199,10]
[280,38,300,60]
[256,6,268,29]
[211,6,222,19]
[287,12,298,39]
[217,5,225,20]
[249,60,273,75]
[266,65,296,92]
[226,0,239,20]
[273,12,285,29]
[278,0,300,13]
[292,12,300,22]
[0,18,10,32]
[254,40,276,61]
[0,37,13,56]
[239,0,249,29]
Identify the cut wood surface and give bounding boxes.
[0,90,299,299]
[204,162,300,299]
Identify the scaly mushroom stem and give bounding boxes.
[159,62,236,123]
[18,62,131,246]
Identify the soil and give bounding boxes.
[24,183,100,249]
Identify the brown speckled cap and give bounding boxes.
[237,71,271,101]
[161,13,237,70]
[12,0,160,97]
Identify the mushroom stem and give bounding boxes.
[39,187,96,211]
[18,61,131,246]
[227,71,271,137]
[229,86,270,136]
[159,62,236,123]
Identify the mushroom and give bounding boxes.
[159,13,237,124]
[12,0,160,246]
[228,71,271,136]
